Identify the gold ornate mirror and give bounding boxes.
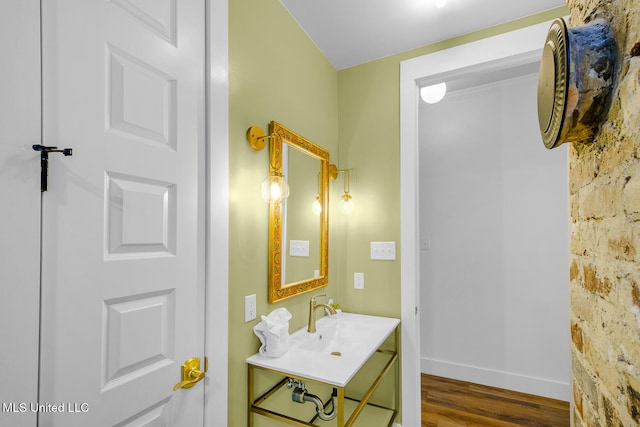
[263,121,330,303]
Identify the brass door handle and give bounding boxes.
[173,357,206,391]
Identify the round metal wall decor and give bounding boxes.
[537,18,568,150]
[537,17,617,149]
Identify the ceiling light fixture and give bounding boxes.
[420,82,447,104]
[434,0,447,8]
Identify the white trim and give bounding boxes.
[205,0,229,425]
[422,358,570,402]
[399,61,422,427]
[400,21,553,426]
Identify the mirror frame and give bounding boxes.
[268,121,329,303]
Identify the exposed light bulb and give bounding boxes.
[312,196,322,215]
[261,175,289,203]
[339,193,354,214]
[420,82,447,104]
[270,182,282,200]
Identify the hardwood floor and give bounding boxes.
[422,374,570,427]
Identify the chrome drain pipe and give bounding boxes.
[289,379,337,421]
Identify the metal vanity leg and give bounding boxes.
[395,326,400,418]
[248,365,254,427]
[337,386,345,427]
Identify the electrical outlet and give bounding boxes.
[354,272,364,289]
[245,294,256,322]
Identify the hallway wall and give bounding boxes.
[419,71,570,400]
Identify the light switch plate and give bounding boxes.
[370,241,396,260]
[289,240,310,257]
[354,272,364,289]
[245,294,256,322]
[420,237,430,251]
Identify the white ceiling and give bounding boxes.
[279,0,566,70]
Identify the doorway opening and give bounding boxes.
[418,58,569,400]
[400,20,569,426]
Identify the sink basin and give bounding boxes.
[247,312,400,387]
[296,314,374,354]
[296,319,341,352]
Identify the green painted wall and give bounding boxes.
[228,0,338,424]
[228,1,568,424]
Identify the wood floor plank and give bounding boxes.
[422,374,570,427]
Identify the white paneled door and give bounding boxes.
[36,0,206,425]
[0,2,41,426]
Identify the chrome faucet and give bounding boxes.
[308,293,336,333]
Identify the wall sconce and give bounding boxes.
[329,165,354,214]
[247,125,290,203]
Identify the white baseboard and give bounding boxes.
[421,357,570,402]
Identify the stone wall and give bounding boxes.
[568,0,640,425]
